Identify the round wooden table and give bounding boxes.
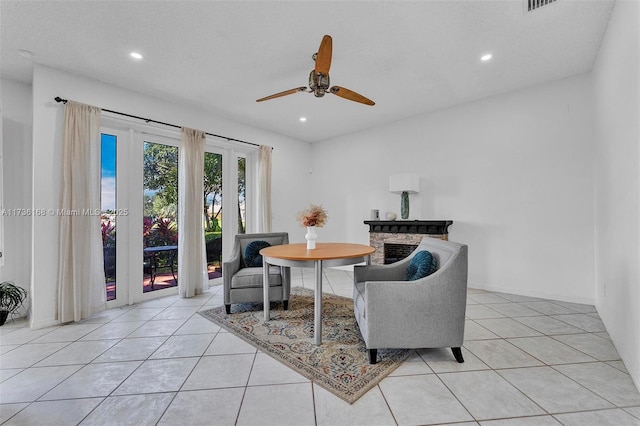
[260,242,375,345]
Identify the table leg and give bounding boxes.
[263,259,270,321]
[314,259,323,345]
[149,254,157,289]
[170,249,178,283]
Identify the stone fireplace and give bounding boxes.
[384,242,419,264]
[363,220,453,265]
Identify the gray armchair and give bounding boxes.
[353,238,468,364]
[223,232,291,314]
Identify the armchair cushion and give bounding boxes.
[244,240,271,267]
[230,266,283,289]
[405,250,437,281]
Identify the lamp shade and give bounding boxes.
[389,173,420,194]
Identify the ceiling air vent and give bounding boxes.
[526,0,558,12]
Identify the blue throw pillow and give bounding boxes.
[244,240,271,267]
[405,250,437,281]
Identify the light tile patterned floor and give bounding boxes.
[1,267,640,425]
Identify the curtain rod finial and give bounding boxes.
[54,97,67,104]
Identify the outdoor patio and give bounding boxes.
[105,268,222,300]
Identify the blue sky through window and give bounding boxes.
[101,133,116,211]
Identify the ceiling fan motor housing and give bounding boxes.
[309,70,330,97]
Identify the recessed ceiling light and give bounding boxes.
[481,53,493,62]
[299,117,307,122]
[129,52,143,60]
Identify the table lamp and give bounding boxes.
[389,173,420,220]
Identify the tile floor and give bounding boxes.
[1,267,640,425]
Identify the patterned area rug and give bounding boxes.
[199,287,411,404]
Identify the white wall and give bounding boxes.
[311,73,596,304]
[592,0,640,392]
[30,65,311,328]
[1,80,32,122]
[0,79,33,316]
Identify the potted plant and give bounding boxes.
[0,281,27,326]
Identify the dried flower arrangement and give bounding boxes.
[296,204,328,227]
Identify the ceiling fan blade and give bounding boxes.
[330,86,375,106]
[256,87,307,102]
[314,35,332,75]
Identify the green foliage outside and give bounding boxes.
[203,152,223,232]
[237,157,246,234]
[143,142,246,237]
[205,231,222,243]
[144,143,179,208]
[102,143,244,282]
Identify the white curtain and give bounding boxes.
[257,145,273,232]
[178,127,208,297]
[58,101,105,323]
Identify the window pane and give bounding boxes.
[143,141,179,292]
[238,157,246,234]
[101,133,117,301]
[204,152,223,279]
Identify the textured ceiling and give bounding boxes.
[1,0,615,142]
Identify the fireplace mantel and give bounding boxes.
[364,220,453,264]
[363,220,453,236]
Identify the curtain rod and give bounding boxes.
[54,97,260,148]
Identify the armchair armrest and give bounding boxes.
[223,252,242,277]
[222,252,242,304]
[354,262,407,283]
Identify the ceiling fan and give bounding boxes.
[256,35,375,106]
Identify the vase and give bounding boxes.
[305,226,318,249]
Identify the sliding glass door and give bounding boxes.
[202,147,248,282]
[100,128,133,307]
[100,129,181,306]
[142,139,179,294]
[101,123,253,307]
